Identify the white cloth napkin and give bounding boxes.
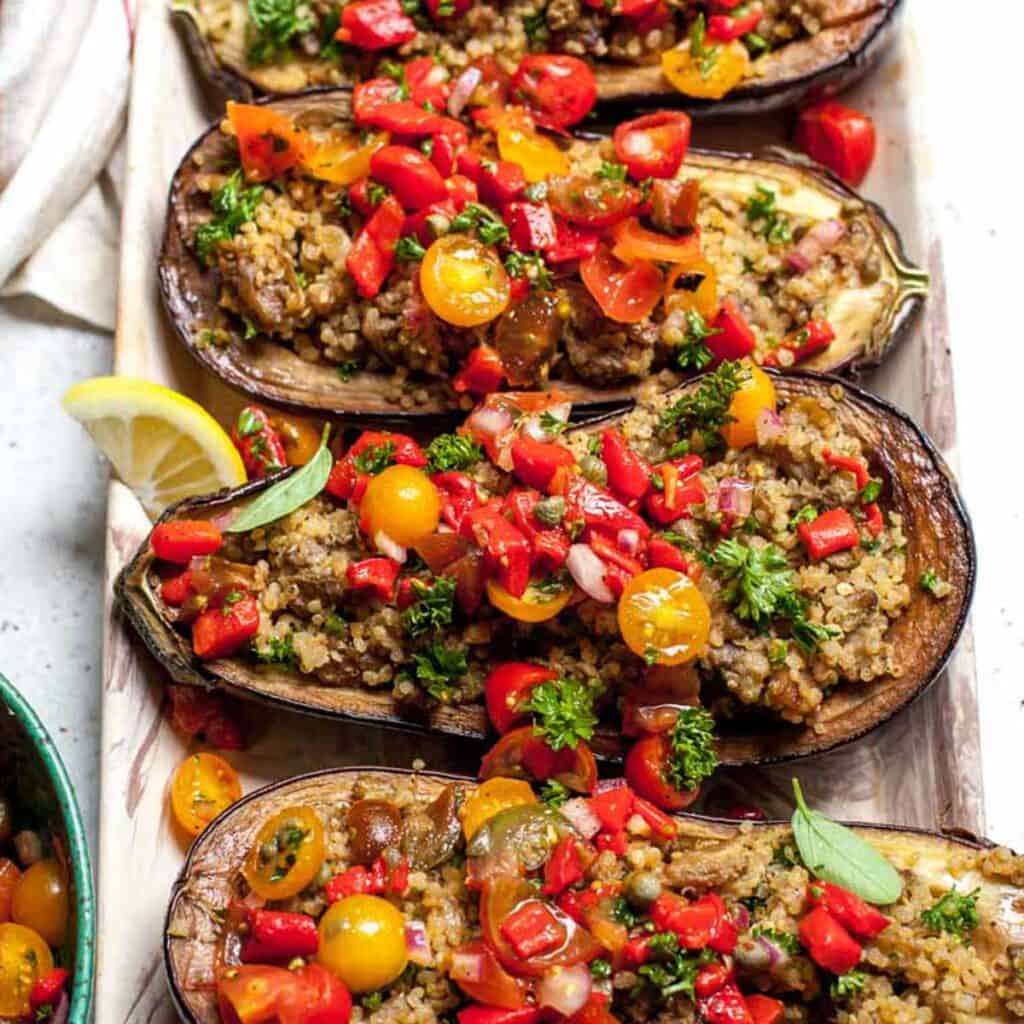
[0,0,132,331]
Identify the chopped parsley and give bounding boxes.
[768,638,789,667]
[688,13,720,79]
[745,186,792,246]
[596,160,628,182]
[354,441,396,476]
[411,642,468,702]
[788,505,818,531]
[919,568,948,596]
[590,959,612,980]
[658,360,747,447]
[236,408,264,438]
[318,8,342,60]
[401,576,457,638]
[523,7,550,41]
[743,31,770,57]
[194,170,265,265]
[247,0,312,64]
[539,410,567,436]
[522,677,601,751]
[751,926,801,957]
[675,309,722,371]
[920,887,980,942]
[361,992,384,1012]
[859,479,882,503]
[611,897,638,927]
[539,779,571,808]
[665,707,718,792]
[336,360,360,382]
[253,632,297,667]
[424,433,482,473]
[448,202,509,245]
[637,931,715,1001]
[366,182,389,206]
[830,970,867,999]
[378,60,411,99]
[394,235,427,262]
[505,251,553,291]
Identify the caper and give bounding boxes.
[259,839,279,863]
[579,455,607,486]
[535,496,566,526]
[626,870,662,907]
[733,934,771,970]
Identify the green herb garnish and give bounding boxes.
[675,309,721,371]
[830,970,867,999]
[394,235,427,262]
[424,433,483,473]
[401,576,457,638]
[522,677,601,751]
[596,160,628,182]
[247,0,312,64]
[539,779,571,808]
[194,170,265,265]
[665,707,718,792]
[448,202,509,245]
[920,887,980,942]
[412,642,468,702]
[354,441,396,475]
[254,631,297,667]
[658,360,746,446]
[745,185,792,245]
[504,251,553,291]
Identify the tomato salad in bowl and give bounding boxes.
[116,364,974,774]
[159,85,925,416]
[164,767,1024,1024]
[174,0,903,115]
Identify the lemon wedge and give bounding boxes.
[61,377,245,518]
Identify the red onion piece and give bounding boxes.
[730,904,751,932]
[567,544,614,604]
[617,529,640,555]
[785,218,846,273]
[561,797,602,839]
[374,530,407,563]
[595,777,630,795]
[521,402,572,442]
[755,408,785,444]
[717,477,753,519]
[405,920,433,965]
[49,992,70,1024]
[447,66,483,118]
[538,963,592,1017]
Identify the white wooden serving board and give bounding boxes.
[95,1,980,1019]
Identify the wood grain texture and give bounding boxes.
[96,2,983,1022]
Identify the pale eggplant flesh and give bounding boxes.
[170,0,902,117]
[160,90,926,419]
[164,767,1024,1024]
[114,371,975,766]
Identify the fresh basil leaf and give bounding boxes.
[790,779,903,906]
[227,425,332,533]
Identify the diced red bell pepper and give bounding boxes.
[622,934,651,967]
[545,218,601,264]
[464,505,532,598]
[650,892,735,952]
[821,447,870,491]
[505,490,571,572]
[347,176,381,217]
[240,909,320,963]
[707,2,763,41]
[797,508,859,561]
[29,968,69,1012]
[746,995,785,1024]
[799,905,862,975]
[588,784,634,832]
[500,900,566,959]
[192,596,260,660]
[336,0,417,49]
[807,881,890,940]
[161,569,194,606]
[370,144,449,211]
[353,88,450,135]
[647,537,689,574]
[697,983,754,1024]
[632,795,677,839]
[231,406,288,479]
[644,457,705,525]
[565,475,650,539]
[404,56,452,109]
[595,830,628,855]
[762,319,835,368]
[346,557,400,601]
[151,520,223,563]
[454,344,507,395]
[543,836,584,895]
[346,195,405,299]
[324,855,408,903]
[456,150,526,207]
[601,429,652,502]
[863,502,883,537]
[694,961,732,998]
[708,300,756,361]
[445,173,479,209]
[433,471,481,531]
[457,1007,544,1024]
[510,437,575,492]
[506,201,557,252]
[588,532,644,579]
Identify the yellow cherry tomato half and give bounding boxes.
[244,806,326,901]
[318,895,408,994]
[618,568,711,667]
[304,131,389,185]
[360,464,441,548]
[459,776,537,841]
[420,234,511,328]
[721,361,776,450]
[11,859,68,948]
[497,123,570,183]
[664,258,719,322]
[661,39,750,100]
[0,923,54,1018]
[486,577,574,623]
[271,412,323,466]
[170,752,242,838]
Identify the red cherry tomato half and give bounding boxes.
[510,55,597,129]
[484,663,559,734]
[580,244,664,324]
[480,727,598,794]
[624,732,700,812]
[794,100,877,187]
[450,940,528,1009]
[613,111,692,181]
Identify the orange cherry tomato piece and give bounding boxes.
[618,568,711,666]
[305,131,389,186]
[580,244,664,325]
[420,234,511,327]
[664,258,719,321]
[460,777,538,841]
[661,38,750,100]
[244,806,326,901]
[610,217,701,267]
[0,861,20,924]
[486,577,573,624]
[170,752,243,837]
[270,413,323,466]
[0,923,54,1018]
[11,860,68,948]
[721,361,776,449]
[497,119,570,183]
[360,464,441,547]
[227,102,316,183]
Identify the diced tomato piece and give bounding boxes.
[240,909,320,964]
[510,55,597,129]
[708,300,756,361]
[404,56,451,108]
[588,785,634,832]
[226,102,314,183]
[799,905,862,975]
[336,0,417,49]
[192,596,260,660]
[445,173,479,209]
[345,195,405,298]
[454,344,507,395]
[456,150,526,207]
[697,983,754,1024]
[458,1008,544,1024]
[707,3,763,41]
[601,429,652,501]
[346,557,400,601]
[510,437,575,492]
[151,520,223,563]
[794,100,876,187]
[746,995,785,1024]
[542,836,584,895]
[501,900,566,959]
[545,218,601,264]
[29,969,69,1012]
[762,318,835,368]
[506,201,557,252]
[797,508,859,560]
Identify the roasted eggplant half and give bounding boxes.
[159,91,925,419]
[165,767,1024,1024]
[116,370,973,767]
[171,0,902,117]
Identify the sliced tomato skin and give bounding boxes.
[485,663,558,734]
[580,244,663,324]
[794,100,876,187]
[624,732,700,812]
[548,178,642,229]
[612,111,691,181]
[480,727,598,793]
[510,55,597,128]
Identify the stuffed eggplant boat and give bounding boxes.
[159,90,925,417]
[172,0,901,115]
[116,366,973,772]
[165,767,1024,1024]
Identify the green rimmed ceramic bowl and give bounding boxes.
[0,673,95,1022]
